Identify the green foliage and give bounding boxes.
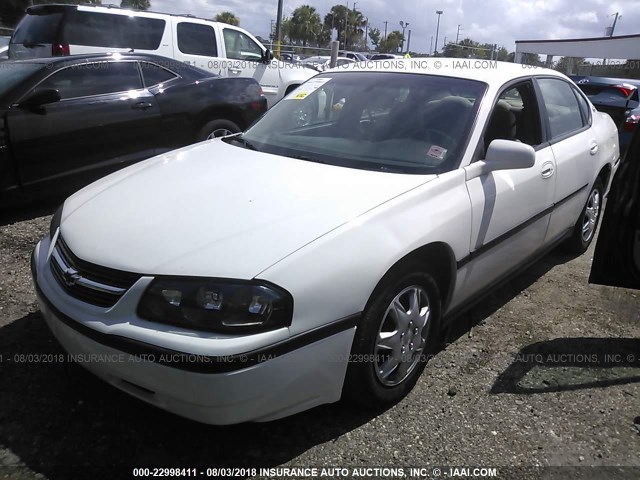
[214,11,239,26]
[378,30,403,53]
[368,27,381,50]
[287,5,322,47]
[120,0,150,10]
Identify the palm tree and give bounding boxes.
[120,0,150,10]
[288,5,321,47]
[324,5,349,49]
[214,11,240,26]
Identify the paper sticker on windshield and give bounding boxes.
[427,145,447,160]
[286,77,332,100]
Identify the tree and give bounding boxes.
[214,11,239,26]
[345,9,367,50]
[120,0,150,10]
[287,5,322,47]
[324,5,348,49]
[378,30,403,53]
[368,27,381,50]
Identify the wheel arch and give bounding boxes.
[365,242,457,314]
[195,106,245,138]
[597,163,612,193]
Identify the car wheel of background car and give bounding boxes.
[198,119,241,141]
[563,178,604,254]
[343,267,441,406]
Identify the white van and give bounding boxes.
[9,4,316,107]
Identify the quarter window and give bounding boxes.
[223,28,263,61]
[140,62,178,87]
[177,22,217,57]
[65,11,165,50]
[573,87,592,126]
[537,78,585,139]
[37,62,142,99]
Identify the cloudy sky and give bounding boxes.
[151,0,638,54]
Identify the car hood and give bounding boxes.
[60,140,435,279]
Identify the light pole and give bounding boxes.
[399,21,409,53]
[274,0,284,58]
[434,10,443,56]
[456,24,462,43]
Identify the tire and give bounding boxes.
[197,119,241,141]
[343,268,442,407]
[563,178,604,254]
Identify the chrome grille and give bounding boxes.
[50,236,141,308]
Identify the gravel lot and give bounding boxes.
[0,200,639,480]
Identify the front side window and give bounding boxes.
[36,61,142,99]
[177,22,217,57]
[537,77,585,139]
[234,72,486,174]
[223,28,263,61]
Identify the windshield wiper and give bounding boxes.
[226,135,259,151]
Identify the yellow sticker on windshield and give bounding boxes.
[287,77,332,100]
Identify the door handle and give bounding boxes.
[132,102,153,110]
[589,142,599,155]
[229,68,242,74]
[541,161,555,179]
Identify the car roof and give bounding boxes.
[3,52,186,66]
[343,58,569,85]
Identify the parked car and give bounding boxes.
[571,75,640,157]
[339,51,367,62]
[8,3,315,107]
[0,53,266,201]
[370,53,403,60]
[32,59,619,425]
[301,56,356,72]
[590,123,640,290]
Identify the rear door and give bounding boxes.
[536,77,597,244]
[6,60,160,186]
[171,19,226,75]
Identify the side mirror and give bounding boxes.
[19,89,61,109]
[465,139,536,180]
[262,49,274,63]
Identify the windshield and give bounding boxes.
[235,72,486,174]
[0,63,41,98]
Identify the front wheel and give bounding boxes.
[563,178,604,254]
[197,119,241,141]
[343,268,441,406]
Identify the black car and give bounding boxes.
[571,75,640,157]
[590,124,640,290]
[0,53,267,201]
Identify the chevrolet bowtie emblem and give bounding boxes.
[62,267,81,287]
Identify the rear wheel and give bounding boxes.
[563,178,604,254]
[343,268,441,406]
[197,119,241,141]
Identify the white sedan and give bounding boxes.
[32,59,619,424]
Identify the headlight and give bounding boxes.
[137,278,293,333]
[49,204,64,239]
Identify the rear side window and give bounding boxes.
[140,62,178,87]
[37,61,142,99]
[11,12,63,45]
[177,22,217,57]
[537,78,585,139]
[573,87,592,126]
[64,11,165,50]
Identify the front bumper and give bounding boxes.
[32,239,357,425]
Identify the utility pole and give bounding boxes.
[399,21,409,53]
[610,12,620,36]
[434,10,443,56]
[344,2,349,50]
[352,2,358,51]
[407,29,411,53]
[430,36,433,56]
[364,17,369,51]
[456,24,462,43]
[275,0,283,58]
[383,21,388,41]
